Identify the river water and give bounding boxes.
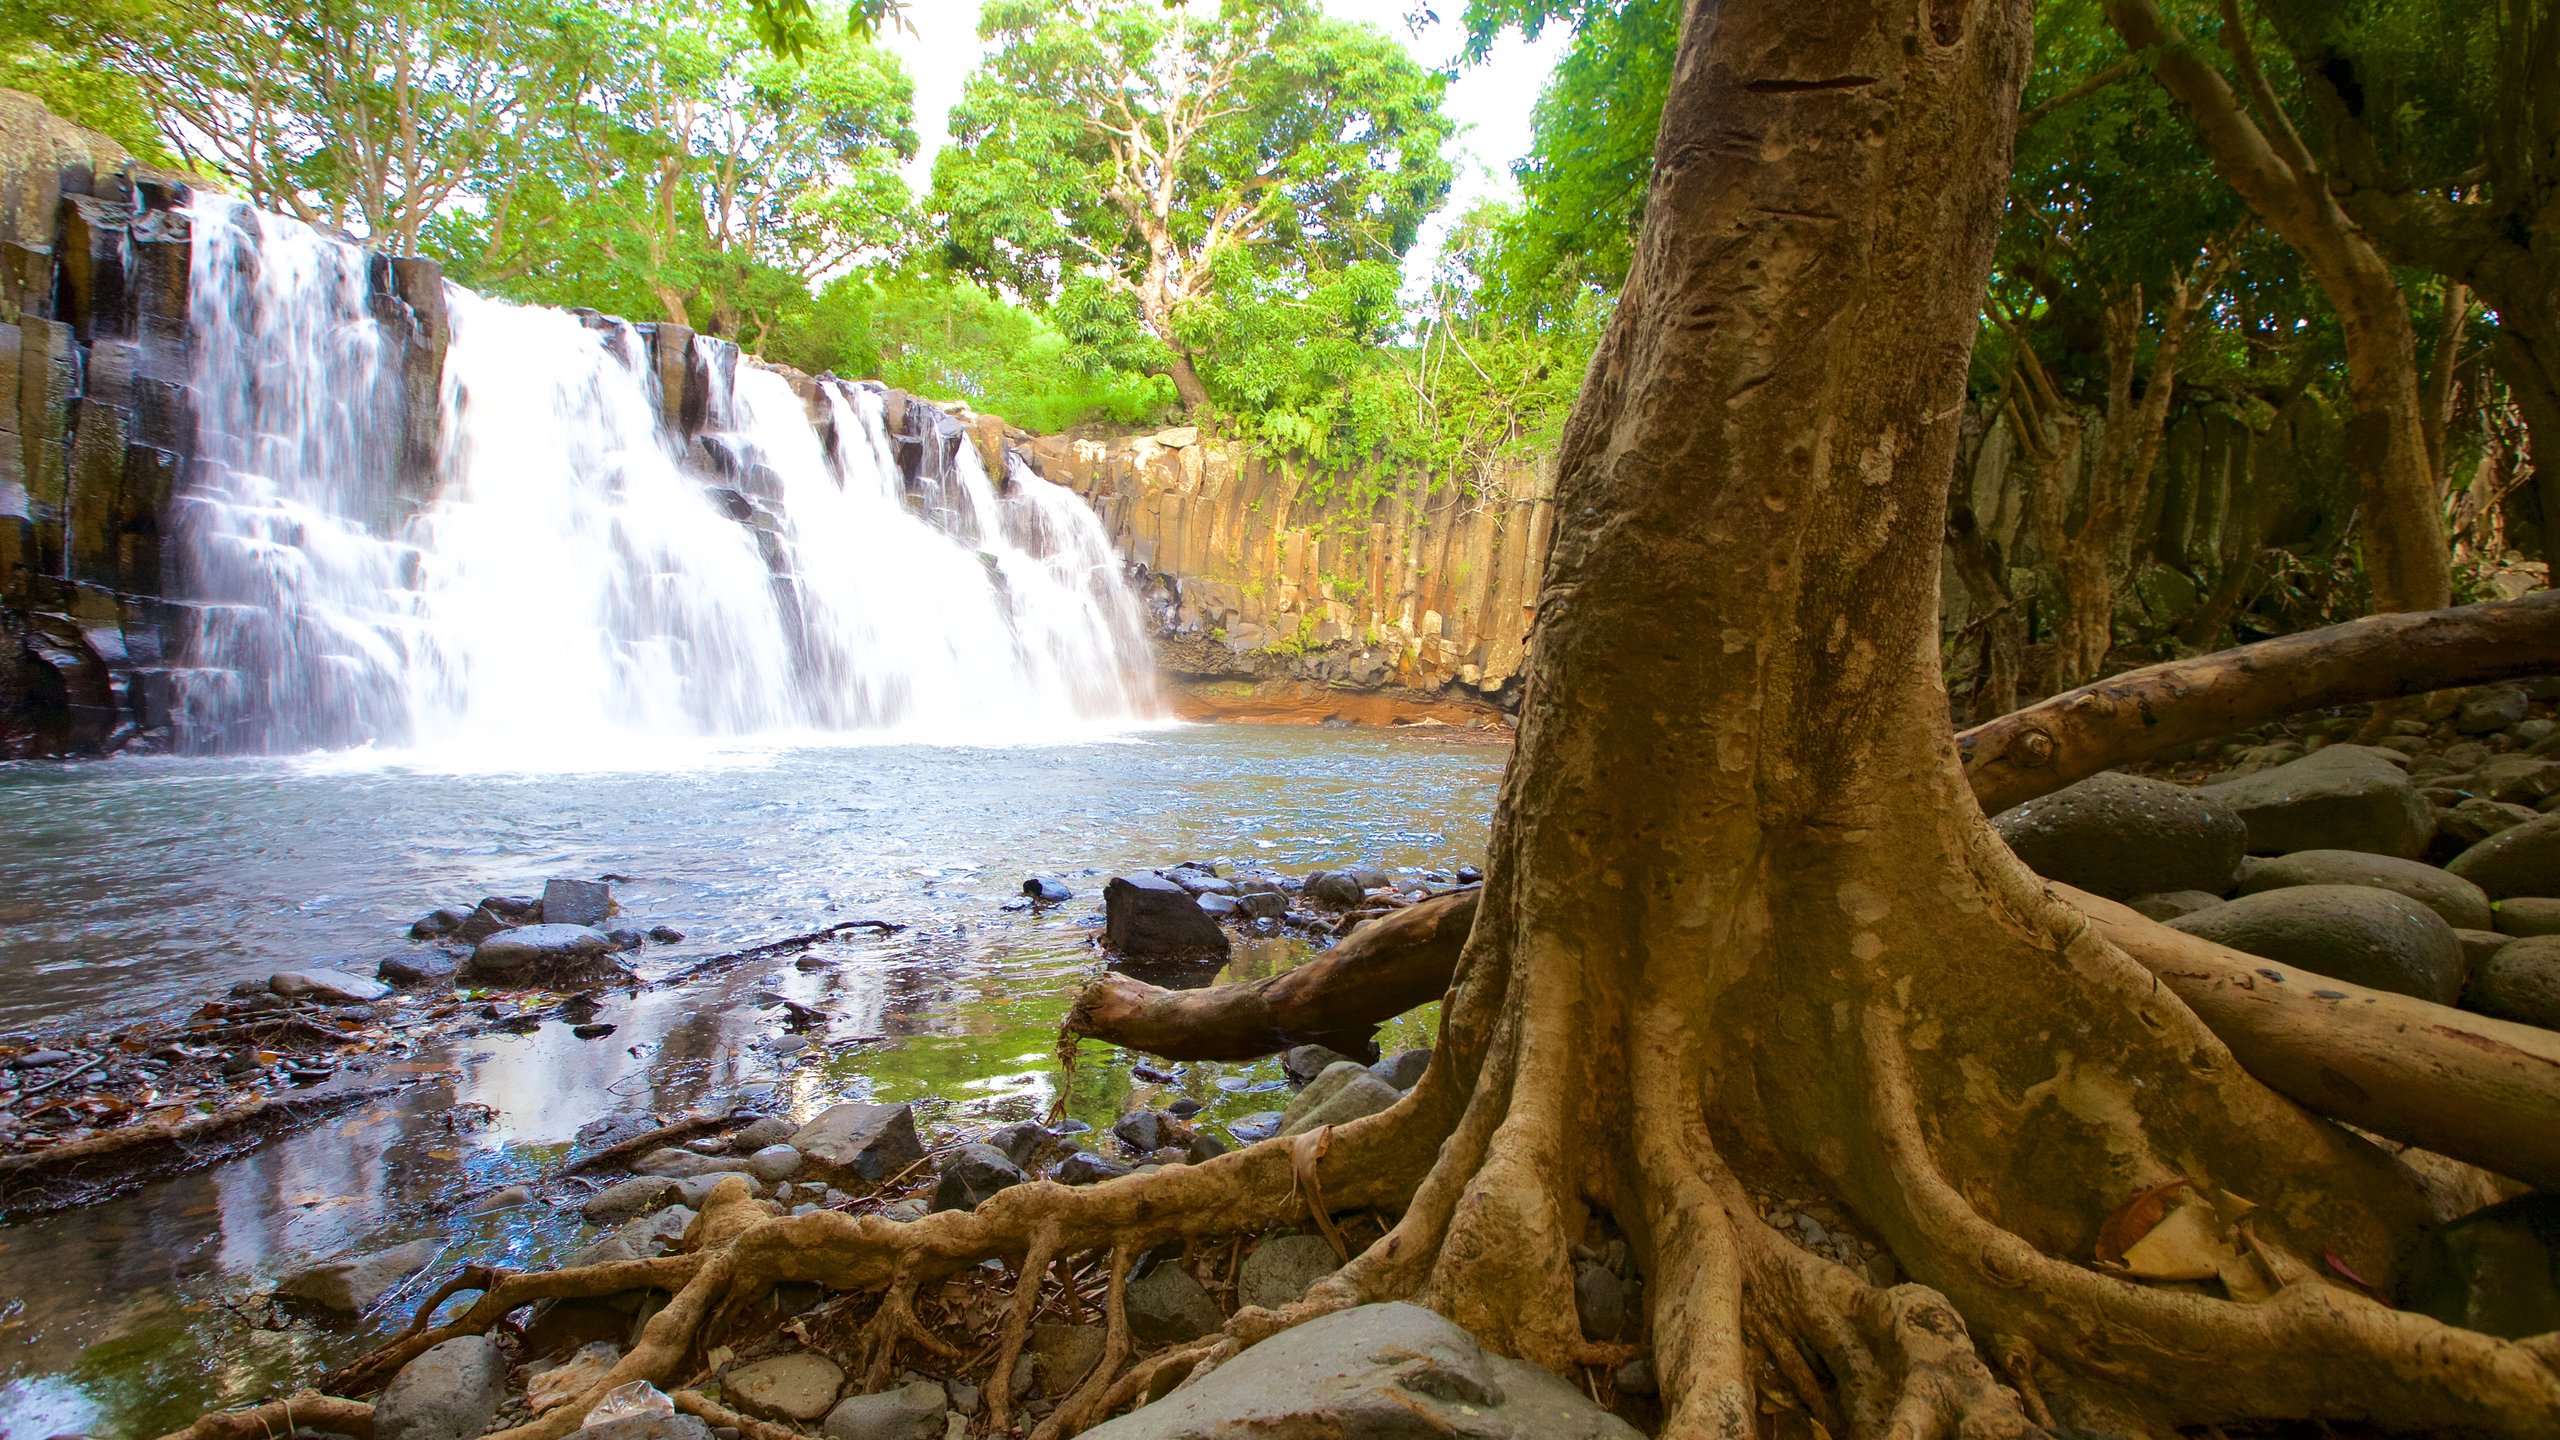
[0,725,1505,1438]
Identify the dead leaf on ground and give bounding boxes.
[2095,1177,2190,1265]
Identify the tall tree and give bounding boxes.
[929,0,1453,414]
[2104,0,2453,614]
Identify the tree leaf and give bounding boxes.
[2094,1175,2190,1265]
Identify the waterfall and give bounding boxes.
[170,197,1158,757]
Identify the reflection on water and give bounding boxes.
[0,726,1495,1438]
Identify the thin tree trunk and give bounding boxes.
[1164,350,1211,415]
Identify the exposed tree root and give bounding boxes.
[154,1392,376,1440]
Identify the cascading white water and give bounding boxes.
[173,199,1158,758]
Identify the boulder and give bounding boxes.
[2463,935,2560,1029]
[1369,1048,1431,1091]
[2495,898,2560,938]
[2231,849,2494,930]
[269,968,393,1004]
[1104,873,1231,961]
[2471,756,2560,809]
[790,1102,924,1186]
[1031,1323,1107,1397]
[1125,1262,1222,1343]
[1235,889,1289,922]
[1076,1302,1642,1440]
[277,1238,440,1314]
[2167,885,2465,1004]
[580,1176,681,1224]
[1989,772,2246,900]
[1301,871,1367,909]
[2127,891,2223,922]
[480,894,542,922]
[1052,1150,1133,1185]
[378,952,458,988]
[374,1335,506,1440]
[2457,685,2531,735]
[1112,1110,1172,1153]
[1282,1044,1358,1084]
[2199,745,2434,858]
[454,904,515,943]
[408,907,469,940]
[2449,814,2560,899]
[459,924,628,987]
[541,877,613,928]
[2403,1193,2560,1340]
[1238,1234,1341,1311]
[930,1143,1029,1213]
[1023,875,1073,905]
[822,1380,947,1440]
[724,1353,845,1423]
[1278,1061,1401,1138]
[2435,797,2540,857]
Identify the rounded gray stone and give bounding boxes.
[1991,772,2246,900]
[2450,813,2560,899]
[375,1335,505,1440]
[821,1379,947,1440]
[2201,745,2435,859]
[725,1352,845,1423]
[2168,884,2466,1004]
[2233,849,2493,931]
[582,1176,681,1224]
[2465,936,2560,1029]
[2494,897,2560,938]
[743,1143,804,1182]
[1238,1234,1341,1311]
[1125,1262,1222,1344]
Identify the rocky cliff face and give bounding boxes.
[1012,425,1554,723]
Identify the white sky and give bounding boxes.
[884,2,1571,296]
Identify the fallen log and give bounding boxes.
[2064,885,2560,1193]
[1960,589,2560,815]
[1060,888,1479,1062]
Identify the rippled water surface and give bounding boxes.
[0,725,1504,1438]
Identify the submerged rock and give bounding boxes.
[1023,875,1073,905]
[1077,1302,1641,1440]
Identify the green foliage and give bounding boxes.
[0,33,176,164]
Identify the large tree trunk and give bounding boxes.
[1162,349,1211,415]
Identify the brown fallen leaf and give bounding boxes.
[2095,1177,2190,1265]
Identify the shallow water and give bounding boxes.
[0,725,1503,1438]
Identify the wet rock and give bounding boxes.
[790,1102,925,1186]
[605,928,646,951]
[460,924,628,986]
[455,904,516,943]
[1103,873,1231,962]
[1126,1262,1222,1343]
[648,925,685,943]
[1989,772,2247,899]
[2231,849,2494,930]
[725,1353,845,1423]
[1023,875,1073,905]
[2457,685,2531,735]
[1077,1302,1641,1440]
[1165,1096,1203,1118]
[378,952,458,988]
[2127,890,2224,922]
[1369,1048,1431,1091]
[542,877,613,928]
[1031,1323,1107,1397]
[2404,1193,2560,1339]
[572,1207,695,1266]
[743,1144,804,1183]
[731,1115,796,1151]
[1186,1130,1230,1164]
[1301,871,1367,909]
[269,968,392,1004]
[375,1335,506,1440]
[674,1171,765,1206]
[463,1184,534,1216]
[1235,889,1289,922]
[1195,892,1241,918]
[409,907,470,940]
[583,1177,682,1224]
[1227,1112,1285,1145]
[277,1237,440,1314]
[2168,885,2465,1004]
[985,1120,1046,1168]
[2495,898,2560,938]
[2462,936,2560,1029]
[2200,745,2434,858]
[481,894,543,923]
[1282,1044,1358,1084]
[2449,813,2560,899]
[1239,1234,1341,1311]
[1112,1110,1171,1153]
[1279,1061,1401,1137]
[822,1380,947,1440]
[1164,866,1234,896]
[1574,1260,1628,1341]
[1457,864,1483,883]
[931,1143,1029,1213]
[635,1147,733,1179]
[1052,1151,1133,1185]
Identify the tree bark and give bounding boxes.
[1162,349,1211,415]
[2106,0,2451,615]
